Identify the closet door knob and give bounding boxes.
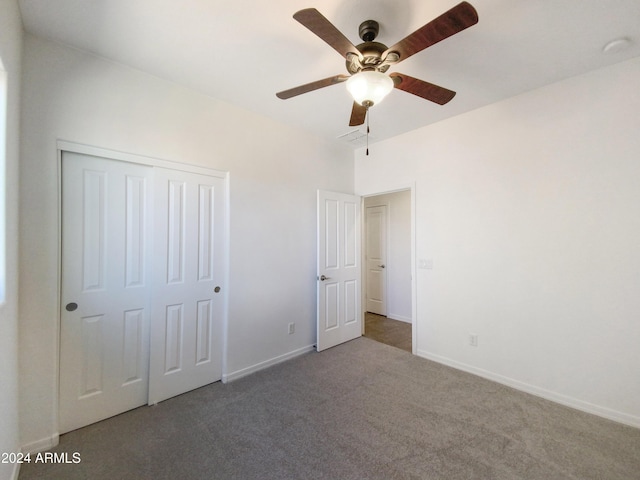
[66,302,78,312]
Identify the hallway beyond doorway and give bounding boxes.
[363,312,411,353]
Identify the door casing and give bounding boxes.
[360,186,417,354]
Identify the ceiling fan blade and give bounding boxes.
[293,8,362,60]
[390,73,456,105]
[349,102,367,126]
[384,2,478,63]
[276,75,349,100]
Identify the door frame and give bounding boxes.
[56,140,230,431]
[360,184,417,355]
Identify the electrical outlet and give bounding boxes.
[288,323,295,335]
[469,334,478,347]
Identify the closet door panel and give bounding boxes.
[148,168,226,404]
[60,152,152,433]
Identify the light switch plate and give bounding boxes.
[418,258,433,269]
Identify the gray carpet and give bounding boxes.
[19,337,640,480]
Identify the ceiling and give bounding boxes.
[17,0,640,147]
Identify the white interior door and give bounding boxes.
[60,152,152,433]
[365,205,387,315]
[148,168,226,404]
[317,190,361,351]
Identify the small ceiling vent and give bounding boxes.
[337,129,371,148]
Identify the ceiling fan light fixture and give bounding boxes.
[346,71,394,107]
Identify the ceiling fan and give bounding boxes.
[276,2,479,127]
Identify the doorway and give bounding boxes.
[362,189,413,352]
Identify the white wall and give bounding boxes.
[19,34,353,450]
[0,0,21,479]
[355,57,640,427]
[364,191,412,322]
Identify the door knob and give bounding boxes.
[319,275,331,281]
[66,302,78,312]
[214,286,221,293]
[378,264,385,268]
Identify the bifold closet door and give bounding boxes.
[60,152,153,433]
[148,168,225,404]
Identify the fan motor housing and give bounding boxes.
[346,41,390,74]
[344,19,394,74]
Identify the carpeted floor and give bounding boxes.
[19,337,640,480]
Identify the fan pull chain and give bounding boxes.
[366,106,370,156]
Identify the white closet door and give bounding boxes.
[59,152,152,433]
[148,168,226,404]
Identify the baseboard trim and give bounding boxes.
[21,434,59,455]
[417,349,640,429]
[222,345,315,383]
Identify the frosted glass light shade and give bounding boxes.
[346,71,394,106]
